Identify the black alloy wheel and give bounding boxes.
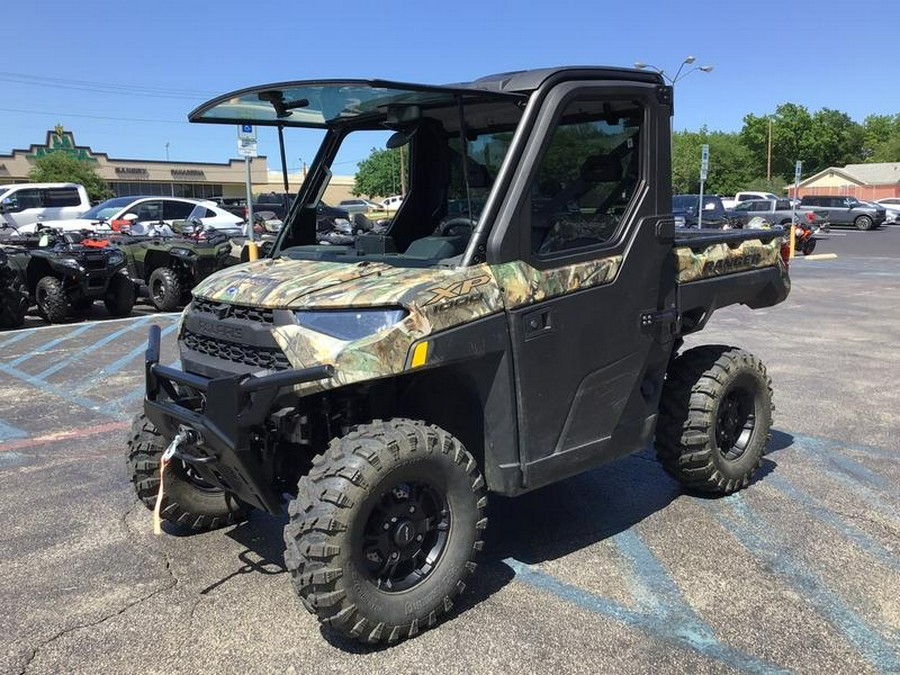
[360,479,450,592]
[715,379,756,461]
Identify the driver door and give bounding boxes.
[491,83,677,489]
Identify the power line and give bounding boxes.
[0,71,218,100]
[0,106,189,125]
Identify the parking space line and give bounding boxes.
[6,322,97,367]
[1,311,181,336]
[34,316,156,380]
[71,323,178,395]
[764,474,900,571]
[503,557,787,673]
[0,330,33,350]
[715,494,900,672]
[0,359,124,419]
[115,359,179,411]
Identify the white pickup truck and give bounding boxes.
[720,191,779,210]
[0,183,91,232]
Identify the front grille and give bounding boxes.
[80,253,108,271]
[182,329,290,370]
[192,297,274,324]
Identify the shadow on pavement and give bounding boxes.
[194,427,801,651]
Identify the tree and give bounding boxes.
[672,128,754,195]
[28,150,113,201]
[352,147,406,198]
[803,108,864,171]
[863,114,900,162]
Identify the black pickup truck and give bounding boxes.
[127,66,790,644]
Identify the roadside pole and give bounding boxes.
[698,144,709,229]
[791,160,801,259]
[238,125,258,260]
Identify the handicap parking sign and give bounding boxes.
[238,124,256,141]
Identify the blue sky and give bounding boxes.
[2,0,898,173]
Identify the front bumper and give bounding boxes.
[143,324,334,513]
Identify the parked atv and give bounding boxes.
[0,246,29,329]
[0,228,135,323]
[102,224,234,312]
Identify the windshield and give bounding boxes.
[81,197,134,220]
[672,195,721,211]
[191,80,524,129]
[269,88,524,268]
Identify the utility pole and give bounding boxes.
[399,146,407,196]
[766,118,772,182]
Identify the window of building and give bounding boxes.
[529,97,643,256]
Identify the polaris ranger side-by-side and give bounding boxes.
[128,67,790,644]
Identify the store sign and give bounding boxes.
[171,169,206,179]
[26,128,97,163]
[115,167,149,176]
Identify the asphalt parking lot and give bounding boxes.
[1,225,899,674]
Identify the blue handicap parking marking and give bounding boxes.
[0,419,30,442]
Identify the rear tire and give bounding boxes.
[35,276,68,323]
[855,215,874,231]
[126,413,249,531]
[655,345,773,494]
[148,267,182,312]
[283,419,487,644]
[104,274,135,317]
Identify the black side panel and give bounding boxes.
[509,216,676,490]
[405,313,522,494]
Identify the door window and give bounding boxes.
[131,200,163,221]
[10,188,42,210]
[43,188,82,207]
[529,98,643,256]
[163,200,195,220]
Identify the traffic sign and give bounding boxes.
[237,139,258,157]
[700,144,709,180]
[238,124,257,141]
[795,160,802,181]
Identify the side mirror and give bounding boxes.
[123,213,139,222]
[1,197,16,213]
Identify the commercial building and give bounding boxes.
[0,127,357,204]
[788,162,900,200]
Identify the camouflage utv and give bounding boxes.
[129,68,790,644]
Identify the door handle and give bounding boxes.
[523,309,552,338]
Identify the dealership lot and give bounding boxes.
[1,227,899,674]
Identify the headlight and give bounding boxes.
[58,257,82,269]
[294,307,408,341]
[107,250,125,266]
[170,247,193,257]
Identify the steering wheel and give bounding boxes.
[438,216,476,238]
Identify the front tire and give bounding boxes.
[655,345,773,494]
[0,283,27,328]
[148,267,183,311]
[35,276,68,323]
[801,238,817,255]
[104,274,135,317]
[855,215,874,231]
[126,414,248,531]
[284,419,487,644]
